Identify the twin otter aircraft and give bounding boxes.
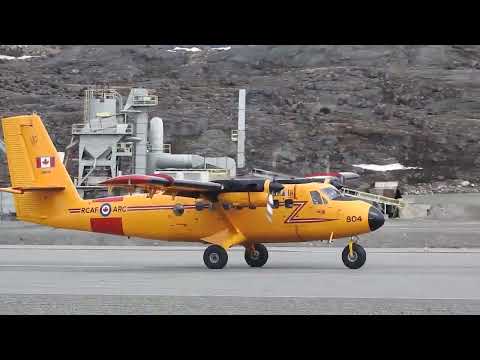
[0,114,385,269]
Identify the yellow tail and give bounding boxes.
[1,114,81,222]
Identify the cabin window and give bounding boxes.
[310,191,323,205]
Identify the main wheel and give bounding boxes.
[245,243,268,267]
[203,245,228,269]
[342,243,366,269]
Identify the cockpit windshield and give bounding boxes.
[320,187,343,200]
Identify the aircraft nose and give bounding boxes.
[368,206,385,231]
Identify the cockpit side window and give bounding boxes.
[321,187,342,200]
[310,191,324,205]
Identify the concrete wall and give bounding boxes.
[399,203,431,219]
[0,192,15,218]
[402,193,480,220]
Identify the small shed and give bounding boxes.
[370,181,402,199]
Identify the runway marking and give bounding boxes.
[0,291,477,301]
[0,246,480,254]
[383,227,480,231]
[0,264,119,268]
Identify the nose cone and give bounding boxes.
[368,206,385,231]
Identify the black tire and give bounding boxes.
[244,243,269,267]
[342,243,366,269]
[203,245,228,269]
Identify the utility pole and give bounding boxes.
[237,89,246,168]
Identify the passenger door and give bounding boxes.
[296,190,330,241]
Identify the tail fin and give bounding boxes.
[1,114,80,222]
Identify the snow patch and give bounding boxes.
[352,163,422,172]
[0,54,41,60]
[167,46,230,53]
[168,47,202,53]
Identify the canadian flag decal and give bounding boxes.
[36,156,55,169]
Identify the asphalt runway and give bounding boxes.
[0,245,479,314]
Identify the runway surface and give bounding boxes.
[0,245,479,314]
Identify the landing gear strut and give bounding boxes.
[342,238,366,269]
[203,245,228,269]
[244,243,269,267]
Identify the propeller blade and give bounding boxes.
[266,194,274,223]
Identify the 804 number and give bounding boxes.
[346,216,362,223]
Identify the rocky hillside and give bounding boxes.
[1,45,480,189]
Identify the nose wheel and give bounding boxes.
[342,242,366,269]
[245,243,269,267]
[203,245,228,269]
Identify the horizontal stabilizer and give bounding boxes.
[0,186,65,194]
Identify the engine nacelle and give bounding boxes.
[218,192,267,208]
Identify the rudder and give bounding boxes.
[1,114,80,222]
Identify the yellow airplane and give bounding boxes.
[0,114,385,269]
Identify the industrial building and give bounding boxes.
[62,87,245,198]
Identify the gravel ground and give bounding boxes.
[1,295,478,315]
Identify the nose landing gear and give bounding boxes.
[342,237,366,269]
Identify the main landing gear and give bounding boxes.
[203,243,269,269]
[342,237,366,269]
[244,243,269,268]
[203,245,229,269]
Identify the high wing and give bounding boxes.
[99,173,320,222]
[99,174,224,198]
